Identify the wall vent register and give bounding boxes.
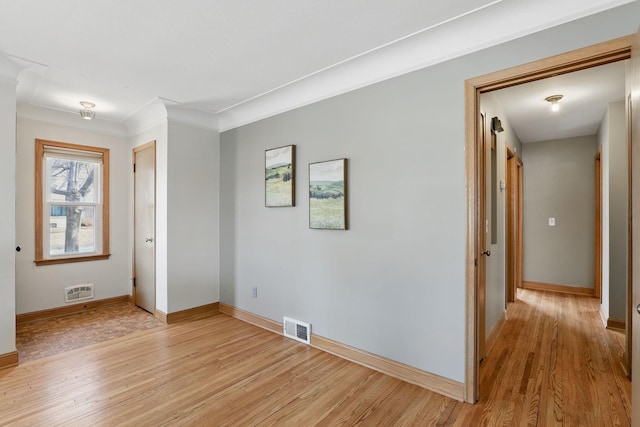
[65,283,95,303]
[283,317,311,344]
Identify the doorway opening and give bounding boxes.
[465,35,634,403]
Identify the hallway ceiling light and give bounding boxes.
[545,95,563,112]
[79,101,96,120]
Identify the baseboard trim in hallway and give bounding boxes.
[521,281,594,296]
[0,351,18,370]
[16,295,132,325]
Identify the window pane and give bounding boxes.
[47,158,99,203]
[49,205,96,255]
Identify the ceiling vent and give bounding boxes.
[283,317,311,344]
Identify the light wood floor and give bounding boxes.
[458,289,631,426]
[0,289,631,426]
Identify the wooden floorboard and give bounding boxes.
[452,289,631,427]
[0,289,631,426]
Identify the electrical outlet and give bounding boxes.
[252,287,258,298]
[548,217,556,226]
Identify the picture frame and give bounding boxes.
[265,145,295,207]
[309,158,348,230]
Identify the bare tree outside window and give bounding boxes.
[35,139,110,266]
[48,158,96,253]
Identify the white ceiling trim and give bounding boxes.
[216,0,635,132]
[163,99,219,132]
[0,54,23,85]
[121,98,218,136]
[122,98,168,137]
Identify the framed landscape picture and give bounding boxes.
[265,145,295,207]
[309,158,348,230]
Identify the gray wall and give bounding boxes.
[219,3,640,383]
[522,136,596,288]
[597,100,627,321]
[167,120,220,312]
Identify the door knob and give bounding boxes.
[637,304,640,315]
[481,250,491,256]
[145,237,153,243]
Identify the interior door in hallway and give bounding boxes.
[133,142,156,314]
[631,25,640,424]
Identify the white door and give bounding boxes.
[631,25,640,425]
[134,142,155,314]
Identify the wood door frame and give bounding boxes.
[627,92,634,377]
[505,145,521,305]
[132,140,157,308]
[516,158,523,293]
[595,150,602,301]
[478,113,487,362]
[465,35,633,402]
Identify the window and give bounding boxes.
[35,139,110,265]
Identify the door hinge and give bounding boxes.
[475,258,478,267]
[133,163,136,173]
[133,277,136,288]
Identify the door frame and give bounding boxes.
[505,145,522,304]
[627,91,634,378]
[595,150,602,301]
[464,35,633,402]
[517,158,523,293]
[132,140,157,310]
[478,113,488,362]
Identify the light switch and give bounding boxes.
[548,217,556,226]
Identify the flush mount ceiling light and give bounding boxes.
[545,95,563,112]
[79,101,96,120]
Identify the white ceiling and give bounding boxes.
[493,61,627,143]
[0,0,634,134]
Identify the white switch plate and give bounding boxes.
[548,217,556,226]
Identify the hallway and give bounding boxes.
[455,289,630,425]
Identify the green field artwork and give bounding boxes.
[265,145,295,207]
[309,158,347,230]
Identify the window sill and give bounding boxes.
[34,254,111,266]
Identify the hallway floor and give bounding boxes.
[453,288,631,425]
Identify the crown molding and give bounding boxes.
[0,53,22,85]
[121,98,168,137]
[216,0,636,132]
[0,55,21,83]
[162,98,219,132]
